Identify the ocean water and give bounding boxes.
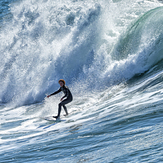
[0,0,163,162]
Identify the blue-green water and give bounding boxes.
[0,0,163,162]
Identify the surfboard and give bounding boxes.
[43,116,58,121]
[42,116,66,122]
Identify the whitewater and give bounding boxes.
[0,0,163,162]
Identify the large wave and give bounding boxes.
[0,0,162,106]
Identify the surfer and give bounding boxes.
[47,79,73,119]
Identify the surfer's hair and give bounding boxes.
[58,79,66,85]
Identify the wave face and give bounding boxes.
[0,0,163,105]
[1,0,163,163]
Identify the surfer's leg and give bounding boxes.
[53,103,62,119]
[63,105,68,116]
[56,99,72,117]
[57,103,62,117]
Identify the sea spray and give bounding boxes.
[1,1,163,162]
[0,0,162,106]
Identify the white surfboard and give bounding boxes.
[43,116,58,121]
[42,116,65,122]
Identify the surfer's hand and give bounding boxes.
[47,95,50,98]
[60,97,63,101]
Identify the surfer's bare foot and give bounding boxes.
[64,114,68,116]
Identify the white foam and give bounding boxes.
[0,0,162,106]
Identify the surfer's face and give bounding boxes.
[59,81,64,87]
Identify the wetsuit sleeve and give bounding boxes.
[50,88,61,96]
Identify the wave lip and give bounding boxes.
[112,7,163,62]
[103,7,163,82]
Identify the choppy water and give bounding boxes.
[1,0,163,162]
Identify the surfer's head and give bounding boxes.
[58,79,65,87]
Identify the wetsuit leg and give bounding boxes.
[63,105,68,116]
[55,98,72,118]
[57,103,62,118]
[53,103,62,119]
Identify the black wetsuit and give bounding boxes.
[50,85,73,118]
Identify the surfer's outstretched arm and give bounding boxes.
[47,88,61,98]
